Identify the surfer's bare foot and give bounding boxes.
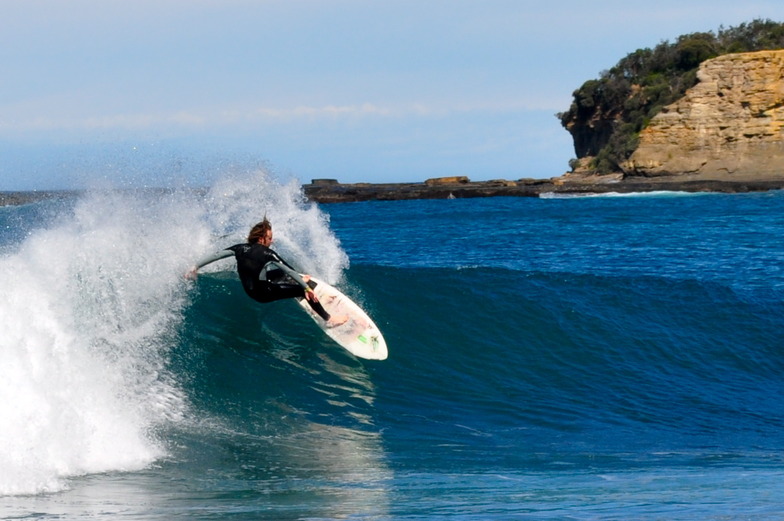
[326,315,348,328]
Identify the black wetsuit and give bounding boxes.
[227,243,331,321]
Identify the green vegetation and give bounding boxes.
[559,19,784,174]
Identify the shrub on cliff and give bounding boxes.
[559,19,784,174]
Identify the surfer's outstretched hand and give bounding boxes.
[184,267,198,280]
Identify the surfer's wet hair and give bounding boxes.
[247,217,272,244]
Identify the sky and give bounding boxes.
[1,0,783,190]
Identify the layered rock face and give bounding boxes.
[626,50,784,180]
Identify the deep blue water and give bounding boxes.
[2,178,784,520]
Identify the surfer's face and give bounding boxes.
[258,230,273,247]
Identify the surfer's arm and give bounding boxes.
[185,249,234,279]
[265,259,321,303]
[265,260,334,319]
[266,260,308,290]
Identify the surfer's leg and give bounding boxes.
[303,291,347,325]
[251,282,300,302]
[307,300,332,322]
[258,282,346,326]
[270,283,335,322]
[304,294,348,326]
[271,283,309,300]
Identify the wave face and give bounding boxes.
[2,183,784,519]
[353,265,784,462]
[323,192,784,465]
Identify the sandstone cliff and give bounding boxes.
[625,50,784,180]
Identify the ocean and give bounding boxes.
[2,171,784,520]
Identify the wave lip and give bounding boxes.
[0,169,354,496]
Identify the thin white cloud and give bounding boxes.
[248,103,394,121]
[0,111,208,133]
[0,99,559,137]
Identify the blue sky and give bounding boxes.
[2,1,782,190]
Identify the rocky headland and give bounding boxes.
[0,191,77,207]
[625,50,784,181]
[301,175,784,203]
[305,45,784,203]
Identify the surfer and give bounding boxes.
[186,218,347,327]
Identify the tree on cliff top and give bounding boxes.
[558,19,784,175]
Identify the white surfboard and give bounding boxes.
[296,276,388,360]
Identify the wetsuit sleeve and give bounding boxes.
[193,249,234,270]
[267,259,308,289]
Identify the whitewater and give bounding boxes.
[0,172,346,496]
[2,171,784,520]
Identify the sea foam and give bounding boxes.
[0,169,347,495]
[0,187,203,494]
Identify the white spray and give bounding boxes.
[196,169,349,281]
[0,168,347,495]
